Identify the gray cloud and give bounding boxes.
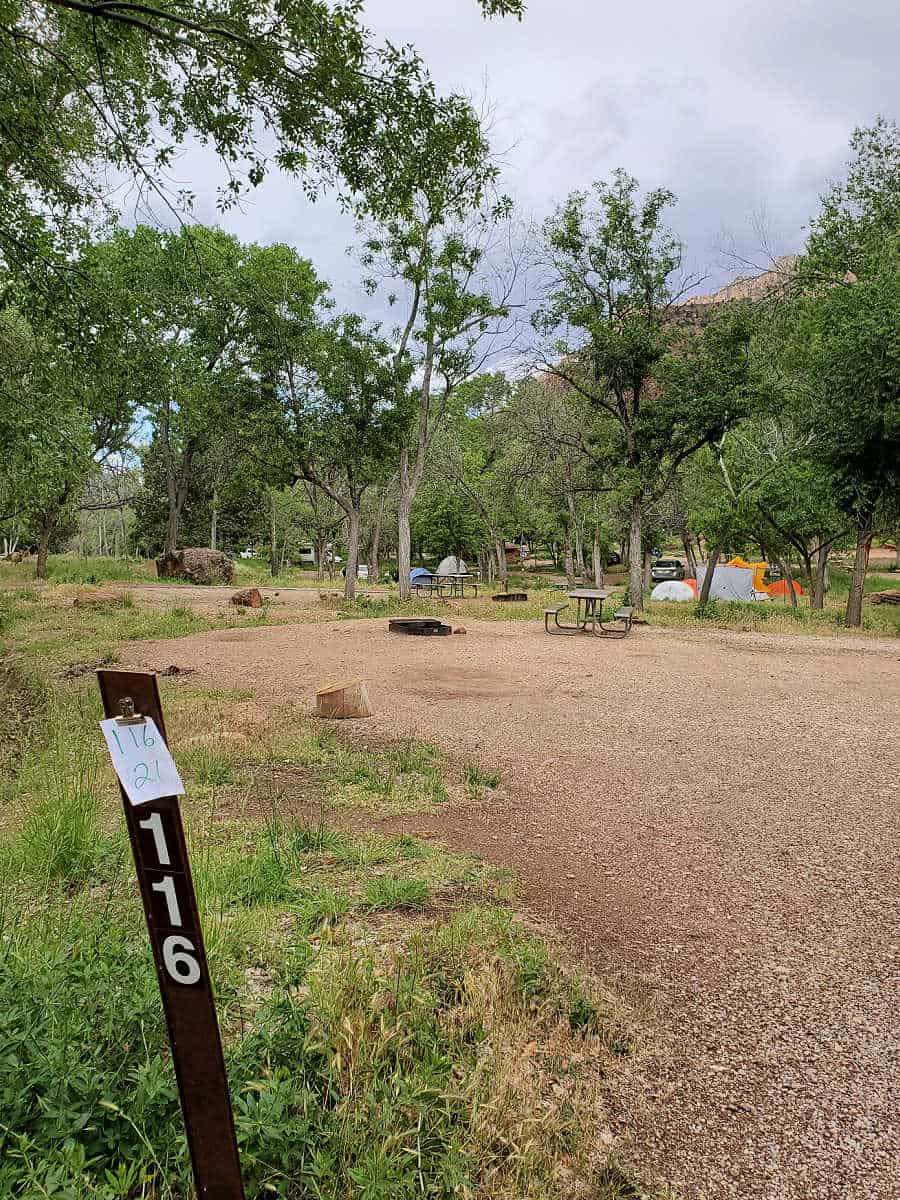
[135,0,898,313]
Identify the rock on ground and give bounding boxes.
[156,548,234,585]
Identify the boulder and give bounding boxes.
[453,626,467,634]
[230,587,263,608]
[156,548,234,585]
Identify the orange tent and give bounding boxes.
[768,578,805,598]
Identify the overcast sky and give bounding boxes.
[175,0,898,316]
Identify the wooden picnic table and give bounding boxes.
[565,588,609,632]
[543,588,634,637]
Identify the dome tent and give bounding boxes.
[650,580,695,602]
[436,555,467,576]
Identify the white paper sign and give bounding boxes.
[100,717,185,806]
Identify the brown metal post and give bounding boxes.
[97,669,246,1200]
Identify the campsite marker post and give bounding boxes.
[97,669,245,1200]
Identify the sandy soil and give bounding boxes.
[122,618,900,1200]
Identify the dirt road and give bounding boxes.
[123,618,900,1200]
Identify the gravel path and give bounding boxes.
[123,618,900,1200]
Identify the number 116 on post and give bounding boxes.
[136,808,203,987]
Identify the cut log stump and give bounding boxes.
[316,680,374,720]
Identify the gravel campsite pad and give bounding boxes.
[123,617,900,1200]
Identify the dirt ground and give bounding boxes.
[122,617,900,1200]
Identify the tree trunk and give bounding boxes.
[592,529,603,588]
[367,489,387,582]
[845,514,872,628]
[164,503,180,560]
[210,487,218,551]
[269,491,278,578]
[563,528,575,587]
[344,507,360,601]
[494,538,508,590]
[680,528,698,578]
[812,537,835,610]
[315,537,326,582]
[628,497,644,610]
[698,544,723,604]
[35,513,53,579]
[397,484,412,600]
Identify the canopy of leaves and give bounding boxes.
[0,0,512,278]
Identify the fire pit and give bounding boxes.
[388,618,452,636]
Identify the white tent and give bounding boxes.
[436,555,467,576]
[651,580,695,602]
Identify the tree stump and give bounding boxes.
[315,680,374,720]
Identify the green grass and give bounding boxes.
[0,589,274,670]
[646,593,900,637]
[0,584,655,1200]
[0,695,642,1199]
[462,762,502,793]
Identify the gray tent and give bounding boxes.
[436,555,468,576]
[694,564,756,602]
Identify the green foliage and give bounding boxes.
[0,0,511,282]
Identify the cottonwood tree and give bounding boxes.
[90,225,325,560]
[0,273,135,574]
[0,0,522,280]
[795,119,900,626]
[359,155,520,598]
[533,171,762,609]
[429,373,523,587]
[277,316,405,601]
[507,374,612,585]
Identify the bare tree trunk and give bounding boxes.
[592,529,603,588]
[680,528,698,578]
[895,534,900,571]
[397,481,412,599]
[698,544,722,605]
[269,491,278,578]
[344,507,360,601]
[845,514,872,628]
[628,497,644,611]
[397,346,434,601]
[367,488,387,582]
[774,556,798,608]
[315,537,326,582]
[35,512,54,579]
[210,486,218,551]
[564,527,575,587]
[812,537,835,610]
[494,538,508,590]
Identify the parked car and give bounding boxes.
[650,557,686,582]
[606,550,622,566]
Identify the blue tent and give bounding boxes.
[410,567,433,583]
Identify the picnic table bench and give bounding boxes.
[544,590,633,637]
